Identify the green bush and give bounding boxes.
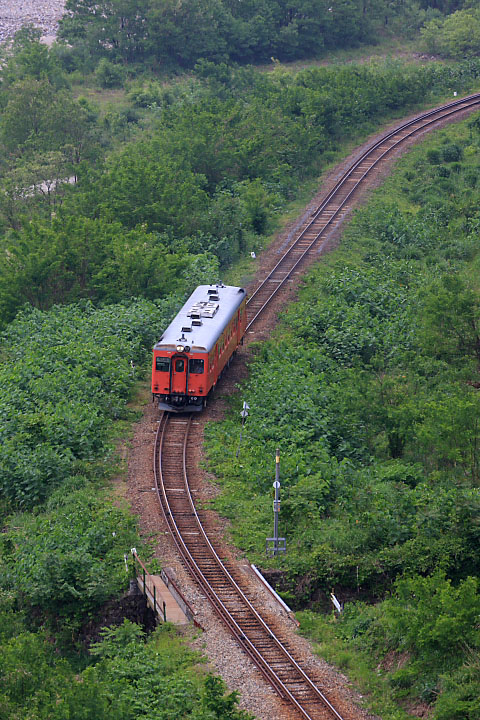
[95,58,124,88]
[421,10,480,60]
[427,148,441,164]
[0,299,178,508]
[435,658,480,720]
[3,486,137,625]
[205,121,480,715]
[0,621,254,719]
[442,144,462,162]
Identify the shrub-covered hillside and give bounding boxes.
[205,117,480,717]
[0,296,254,719]
[3,32,480,327]
[2,17,480,719]
[57,0,480,71]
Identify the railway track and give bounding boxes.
[151,94,480,720]
[154,412,352,720]
[246,92,480,329]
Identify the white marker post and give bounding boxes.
[331,592,343,614]
[236,401,250,457]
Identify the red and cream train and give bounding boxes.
[151,285,247,412]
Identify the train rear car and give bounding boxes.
[152,284,247,412]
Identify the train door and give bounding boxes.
[171,354,188,395]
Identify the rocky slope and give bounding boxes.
[0,1,65,44]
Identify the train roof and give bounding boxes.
[154,285,246,353]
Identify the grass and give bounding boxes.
[297,611,418,720]
[258,35,422,73]
[71,82,129,116]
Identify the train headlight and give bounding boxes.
[176,345,185,352]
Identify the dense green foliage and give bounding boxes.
[2,15,480,719]
[3,34,480,327]
[0,621,252,719]
[2,486,138,627]
[421,8,480,59]
[0,298,177,639]
[56,0,387,69]
[56,0,477,71]
[205,118,480,715]
[0,299,177,508]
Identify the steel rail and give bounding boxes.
[154,412,347,720]
[246,92,480,330]
[151,94,480,719]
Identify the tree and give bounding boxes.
[0,152,74,229]
[59,0,150,63]
[421,9,480,59]
[95,147,209,235]
[382,573,480,665]
[1,78,56,151]
[420,275,480,365]
[0,26,66,89]
[1,79,97,165]
[146,0,231,67]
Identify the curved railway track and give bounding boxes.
[154,412,351,720]
[246,92,480,329]
[152,94,480,720]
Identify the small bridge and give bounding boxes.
[131,549,195,626]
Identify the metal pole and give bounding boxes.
[143,568,146,595]
[163,601,167,622]
[274,448,280,554]
[153,584,157,616]
[266,450,286,556]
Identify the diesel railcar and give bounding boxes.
[152,284,247,412]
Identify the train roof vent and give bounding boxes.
[188,301,219,318]
[207,288,219,294]
[182,326,192,332]
[208,294,219,301]
[192,319,202,326]
[202,302,219,316]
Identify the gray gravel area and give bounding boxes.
[0,1,65,44]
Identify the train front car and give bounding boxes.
[152,284,247,412]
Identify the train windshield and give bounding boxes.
[155,357,170,372]
[189,359,204,374]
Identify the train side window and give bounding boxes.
[189,359,204,374]
[156,357,170,372]
[175,359,185,372]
